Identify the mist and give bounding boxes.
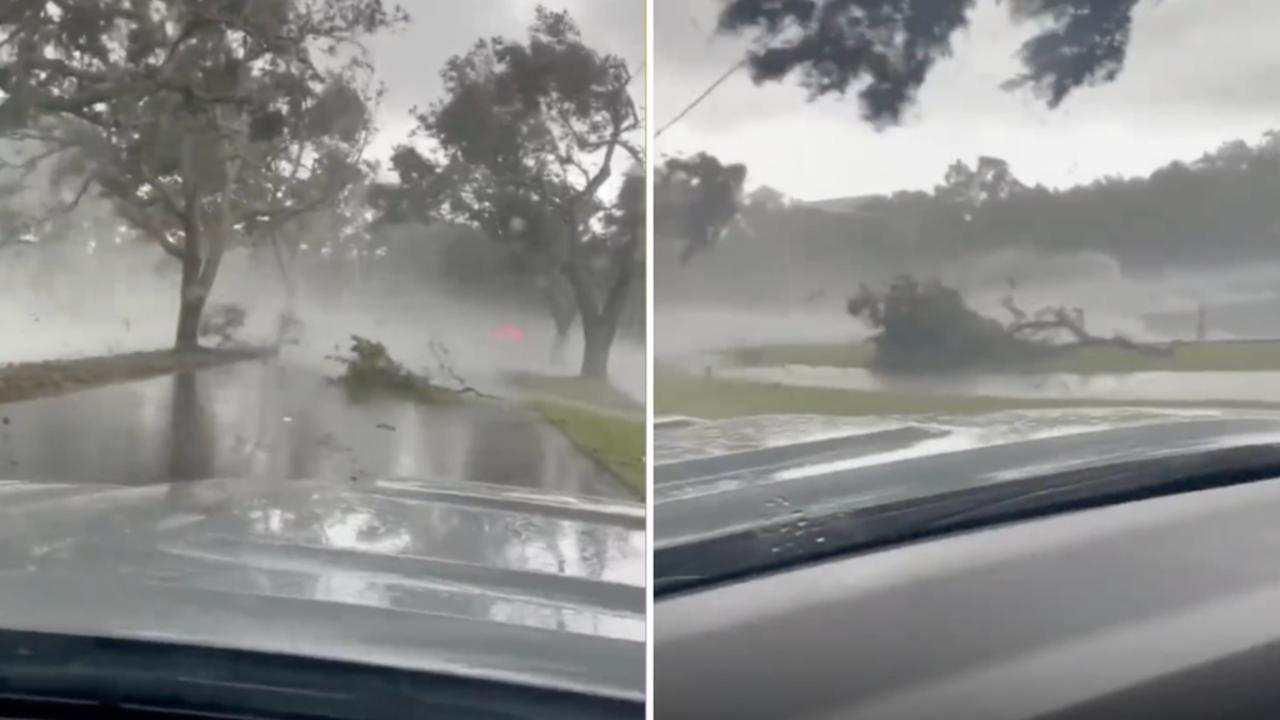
[654,0,1280,422]
[0,231,645,400]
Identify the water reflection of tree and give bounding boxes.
[463,411,546,490]
[167,372,214,481]
[212,480,642,636]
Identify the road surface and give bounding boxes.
[0,358,627,499]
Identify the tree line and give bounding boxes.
[658,131,1280,311]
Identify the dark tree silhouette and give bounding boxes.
[656,152,748,264]
[719,0,1142,123]
[936,156,1027,207]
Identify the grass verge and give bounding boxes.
[505,372,643,417]
[0,347,274,405]
[655,371,1280,420]
[504,373,644,499]
[526,399,645,499]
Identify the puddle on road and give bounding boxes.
[0,359,626,499]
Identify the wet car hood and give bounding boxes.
[0,476,645,702]
[656,409,1280,592]
[655,408,1280,506]
[655,412,1280,718]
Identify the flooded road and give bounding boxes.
[0,359,627,499]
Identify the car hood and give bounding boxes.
[0,476,645,702]
[656,409,1280,593]
[655,407,1280,502]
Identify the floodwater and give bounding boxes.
[0,359,627,499]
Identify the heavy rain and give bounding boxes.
[654,0,1280,461]
[0,4,647,709]
[0,1,645,499]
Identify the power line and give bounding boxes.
[654,58,747,140]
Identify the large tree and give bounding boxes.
[372,145,583,362]
[409,7,643,379]
[0,0,405,349]
[719,0,1141,124]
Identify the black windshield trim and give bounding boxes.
[0,629,642,720]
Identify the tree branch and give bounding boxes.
[601,233,638,326]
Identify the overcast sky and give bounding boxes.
[655,0,1280,201]
[366,1,644,173]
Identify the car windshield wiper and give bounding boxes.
[655,419,1280,596]
[0,630,641,720]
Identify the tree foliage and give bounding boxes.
[719,0,1141,123]
[959,135,1280,272]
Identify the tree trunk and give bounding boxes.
[551,326,570,365]
[174,291,208,351]
[580,320,614,379]
[559,202,637,380]
[172,220,225,352]
[580,233,639,380]
[174,225,206,351]
[171,106,236,353]
[543,275,577,364]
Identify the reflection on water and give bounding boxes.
[0,359,626,498]
[722,365,1280,405]
[216,487,644,640]
[169,372,214,480]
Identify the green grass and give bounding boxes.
[726,339,1280,374]
[505,372,643,418]
[728,342,877,369]
[0,347,275,405]
[527,400,645,499]
[655,371,1280,421]
[503,373,644,499]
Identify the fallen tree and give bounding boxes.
[326,335,493,404]
[848,276,1170,372]
[1000,296,1172,357]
